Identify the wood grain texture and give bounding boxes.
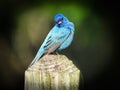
[25,55,80,90]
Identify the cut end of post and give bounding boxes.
[28,54,79,73]
[25,54,80,90]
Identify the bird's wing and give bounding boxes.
[42,27,70,52]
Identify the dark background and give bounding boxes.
[0,0,119,90]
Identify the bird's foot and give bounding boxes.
[55,51,59,55]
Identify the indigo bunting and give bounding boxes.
[30,13,74,66]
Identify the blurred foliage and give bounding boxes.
[13,4,91,65]
[13,3,113,78]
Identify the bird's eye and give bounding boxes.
[57,17,63,25]
[61,17,63,21]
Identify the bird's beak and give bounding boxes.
[57,20,62,24]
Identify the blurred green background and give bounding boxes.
[0,0,119,90]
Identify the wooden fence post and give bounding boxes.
[25,55,80,90]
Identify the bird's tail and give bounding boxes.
[29,48,44,67]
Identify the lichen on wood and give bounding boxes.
[25,54,80,90]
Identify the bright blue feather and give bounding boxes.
[29,13,75,66]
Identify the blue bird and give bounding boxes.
[29,13,74,66]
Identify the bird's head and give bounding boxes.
[54,13,69,27]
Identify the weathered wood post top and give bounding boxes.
[25,55,80,90]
